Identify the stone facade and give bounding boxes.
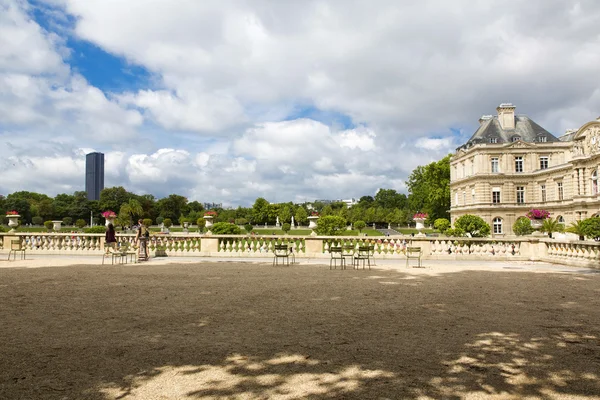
[450,104,600,236]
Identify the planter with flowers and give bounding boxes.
[526,209,550,230]
[102,210,117,227]
[6,211,20,232]
[204,211,217,231]
[413,212,428,232]
[308,212,319,229]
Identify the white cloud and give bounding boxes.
[2,0,600,206]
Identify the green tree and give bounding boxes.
[580,217,600,241]
[163,218,173,228]
[374,189,406,209]
[314,215,347,236]
[62,216,73,226]
[99,187,130,215]
[278,205,292,224]
[120,199,143,225]
[513,217,534,236]
[244,223,253,233]
[354,220,366,233]
[295,207,308,226]
[196,218,206,232]
[32,216,43,225]
[281,222,291,234]
[406,155,451,222]
[454,214,490,237]
[252,198,270,224]
[75,219,87,229]
[540,218,564,239]
[157,194,188,223]
[566,220,586,241]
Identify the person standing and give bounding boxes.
[105,223,117,254]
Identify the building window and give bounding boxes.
[557,182,564,200]
[492,188,501,204]
[490,137,498,144]
[455,192,458,205]
[512,136,521,142]
[493,217,503,234]
[557,215,565,225]
[516,186,525,204]
[463,191,466,204]
[515,156,523,173]
[539,156,548,170]
[540,184,546,202]
[491,157,499,173]
[592,170,598,195]
[471,188,475,203]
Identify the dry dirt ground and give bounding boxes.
[0,261,599,400]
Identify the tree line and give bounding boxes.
[0,155,451,228]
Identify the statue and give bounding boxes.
[291,216,295,228]
[276,216,280,227]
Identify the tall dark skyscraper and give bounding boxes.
[85,152,105,201]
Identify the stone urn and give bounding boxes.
[183,221,189,229]
[530,219,543,230]
[105,216,116,227]
[6,214,20,233]
[308,216,319,229]
[203,215,214,228]
[52,220,63,231]
[414,218,426,237]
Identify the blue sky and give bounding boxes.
[1,0,599,205]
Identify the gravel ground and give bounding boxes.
[0,261,599,399]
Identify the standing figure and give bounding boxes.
[105,223,117,254]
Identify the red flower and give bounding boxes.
[6,210,19,215]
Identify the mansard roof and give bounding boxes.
[458,115,560,150]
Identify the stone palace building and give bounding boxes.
[450,103,600,236]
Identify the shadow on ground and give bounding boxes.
[0,262,599,399]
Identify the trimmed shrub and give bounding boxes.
[210,222,242,235]
[513,217,534,236]
[143,218,153,227]
[581,217,600,241]
[84,226,107,234]
[196,218,206,232]
[314,215,347,236]
[75,219,87,228]
[163,218,172,228]
[434,218,451,233]
[156,216,164,225]
[63,216,73,226]
[454,215,490,237]
[281,222,291,234]
[44,221,54,230]
[244,223,253,233]
[32,216,43,225]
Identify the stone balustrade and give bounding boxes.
[0,232,598,268]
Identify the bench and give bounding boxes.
[329,246,345,269]
[273,244,293,266]
[8,240,26,261]
[406,246,423,268]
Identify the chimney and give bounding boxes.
[496,103,516,130]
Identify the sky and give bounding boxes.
[1,0,600,206]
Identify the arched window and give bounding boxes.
[592,170,598,195]
[512,136,521,142]
[557,215,565,225]
[493,217,503,234]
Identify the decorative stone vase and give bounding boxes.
[183,221,189,229]
[105,216,116,227]
[52,220,62,231]
[414,218,426,237]
[7,214,20,233]
[308,216,319,229]
[203,215,214,228]
[531,219,543,229]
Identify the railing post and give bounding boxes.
[304,237,324,258]
[411,237,432,255]
[201,236,220,255]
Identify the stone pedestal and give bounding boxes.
[52,221,62,231]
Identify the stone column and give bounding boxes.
[304,238,324,258]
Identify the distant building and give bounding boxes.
[203,202,222,210]
[450,103,600,235]
[85,152,104,201]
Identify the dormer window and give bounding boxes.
[512,136,521,142]
[538,134,547,143]
[489,137,498,144]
